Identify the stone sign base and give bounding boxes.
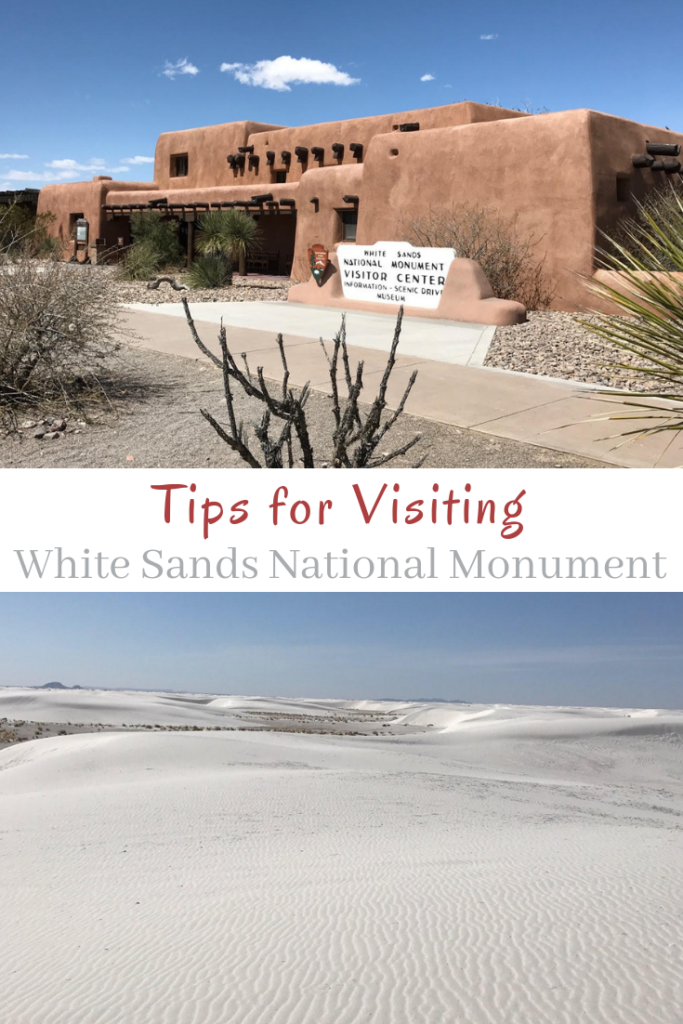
[288,254,526,326]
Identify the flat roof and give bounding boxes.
[0,188,40,204]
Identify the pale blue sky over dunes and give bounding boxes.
[1,594,681,708]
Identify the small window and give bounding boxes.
[69,212,84,237]
[170,153,189,178]
[340,209,358,241]
[616,174,630,202]
[274,170,287,184]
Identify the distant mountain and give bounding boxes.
[40,682,82,690]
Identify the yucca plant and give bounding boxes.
[186,253,233,289]
[613,180,683,271]
[194,211,233,257]
[585,184,683,438]
[196,209,261,276]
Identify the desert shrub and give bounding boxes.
[39,233,63,258]
[0,206,57,257]
[0,204,35,253]
[187,253,233,289]
[196,209,261,276]
[584,188,683,436]
[120,238,162,281]
[118,212,182,280]
[129,211,182,267]
[403,203,555,310]
[0,257,119,407]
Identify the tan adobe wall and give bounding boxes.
[350,111,596,310]
[348,110,683,311]
[36,178,154,256]
[153,121,286,191]
[587,111,683,254]
[290,164,363,279]
[240,102,527,187]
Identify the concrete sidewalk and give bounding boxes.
[124,300,496,368]
[120,304,683,469]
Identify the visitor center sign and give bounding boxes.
[337,242,457,309]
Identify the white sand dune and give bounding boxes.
[0,688,682,1024]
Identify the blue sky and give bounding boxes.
[1,594,681,708]
[2,0,683,191]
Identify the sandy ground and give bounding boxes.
[0,345,606,469]
[0,687,681,1024]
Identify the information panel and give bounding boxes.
[337,241,457,309]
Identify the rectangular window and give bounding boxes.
[340,209,358,241]
[69,213,84,238]
[616,174,630,202]
[274,170,287,184]
[170,154,189,178]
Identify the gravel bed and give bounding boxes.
[92,264,292,305]
[486,311,681,392]
[0,345,607,469]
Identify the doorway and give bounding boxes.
[251,210,297,276]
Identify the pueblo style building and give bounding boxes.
[37,101,683,311]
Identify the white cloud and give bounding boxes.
[45,158,129,173]
[0,168,89,184]
[162,58,199,79]
[0,157,134,186]
[123,155,154,164]
[220,55,359,92]
[480,34,499,40]
[0,153,28,160]
[0,169,52,182]
[420,73,435,82]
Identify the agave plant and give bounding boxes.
[585,184,683,438]
[196,209,261,276]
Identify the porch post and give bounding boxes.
[186,218,195,268]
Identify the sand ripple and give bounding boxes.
[0,705,681,1024]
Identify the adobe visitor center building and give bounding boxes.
[37,101,683,323]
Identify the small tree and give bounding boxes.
[181,297,422,467]
[404,203,554,310]
[196,209,261,277]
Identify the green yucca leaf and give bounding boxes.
[582,183,683,439]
